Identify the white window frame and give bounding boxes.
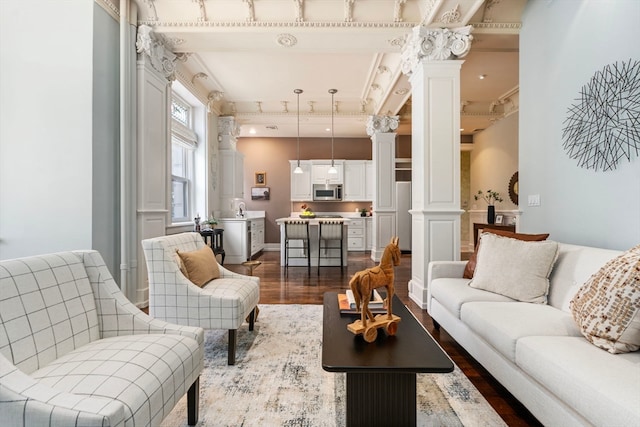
[170,94,198,224]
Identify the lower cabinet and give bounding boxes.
[216,218,265,263]
[347,218,366,251]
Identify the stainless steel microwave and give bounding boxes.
[313,183,342,201]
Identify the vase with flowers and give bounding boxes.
[474,189,503,224]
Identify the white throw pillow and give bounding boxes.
[469,234,559,304]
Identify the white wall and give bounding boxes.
[0,1,95,259]
[470,112,519,211]
[520,0,640,250]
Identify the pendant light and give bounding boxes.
[327,88,338,174]
[293,89,304,174]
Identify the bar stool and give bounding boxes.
[317,220,344,275]
[284,220,311,276]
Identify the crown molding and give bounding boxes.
[138,20,416,29]
[95,0,120,21]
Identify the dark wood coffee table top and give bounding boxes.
[322,292,454,374]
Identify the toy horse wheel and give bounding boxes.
[385,321,398,336]
[364,326,378,343]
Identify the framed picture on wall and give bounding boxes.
[251,187,270,200]
[255,171,266,186]
[495,214,504,225]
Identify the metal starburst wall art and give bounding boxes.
[562,59,640,172]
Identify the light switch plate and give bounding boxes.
[528,194,540,206]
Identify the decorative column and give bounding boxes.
[367,115,399,262]
[134,25,180,306]
[401,25,473,308]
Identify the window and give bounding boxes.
[170,95,197,223]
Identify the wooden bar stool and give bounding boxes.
[284,220,311,276]
[317,220,344,275]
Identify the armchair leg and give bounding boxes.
[228,329,237,365]
[433,319,441,331]
[187,377,199,426]
[248,307,256,331]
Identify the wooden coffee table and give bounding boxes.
[322,292,453,427]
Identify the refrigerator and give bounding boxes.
[395,182,412,252]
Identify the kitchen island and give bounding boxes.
[275,216,350,267]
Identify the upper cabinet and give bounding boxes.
[290,159,373,201]
[365,160,374,201]
[343,161,366,201]
[220,150,244,200]
[290,160,312,201]
[311,160,344,184]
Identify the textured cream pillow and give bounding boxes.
[469,234,559,303]
[570,245,640,354]
[177,246,220,287]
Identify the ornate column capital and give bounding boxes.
[401,25,473,76]
[218,116,240,137]
[366,115,399,136]
[136,25,179,81]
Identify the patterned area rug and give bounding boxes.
[162,304,506,426]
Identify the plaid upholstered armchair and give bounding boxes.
[0,250,204,427]
[141,232,260,365]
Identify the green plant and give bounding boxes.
[205,216,218,225]
[474,189,503,205]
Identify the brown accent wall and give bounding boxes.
[237,136,373,244]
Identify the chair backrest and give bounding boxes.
[319,220,343,240]
[0,252,100,374]
[285,221,309,240]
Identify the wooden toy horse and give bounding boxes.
[349,237,401,327]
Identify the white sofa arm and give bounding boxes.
[428,260,467,282]
[76,251,204,346]
[0,355,125,427]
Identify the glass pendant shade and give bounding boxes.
[293,89,304,174]
[328,89,338,174]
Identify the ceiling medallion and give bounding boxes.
[277,34,298,47]
[562,58,640,171]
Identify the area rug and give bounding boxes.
[162,304,506,427]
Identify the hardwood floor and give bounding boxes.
[224,250,543,427]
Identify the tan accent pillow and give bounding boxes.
[469,233,559,303]
[463,229,550,279]
[174,250,188,276]
[177,246,220,287]
[570,245,640,354]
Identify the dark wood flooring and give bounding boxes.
[224,250,543,427]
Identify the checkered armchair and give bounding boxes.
[0,251,204,427]
[141,232,260,365]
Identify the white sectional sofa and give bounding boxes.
[0,251,204,427]
[427,241,640,427]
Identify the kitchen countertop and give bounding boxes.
[217,211,265,220]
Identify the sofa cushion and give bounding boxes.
[569,244,640,354]
[430,278,514,319]
[461,302,582,362]
[177,245,220,287]
[516,336,640,427]
[469,234,559,303]
[463,229,550,279]
[32,334,203,427]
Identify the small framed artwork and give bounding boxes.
[495,214,504,225]
[251,187,270,200]
[254,171,266,186]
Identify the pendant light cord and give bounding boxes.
[329,89,337,169]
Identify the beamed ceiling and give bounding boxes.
[120,0,526,138]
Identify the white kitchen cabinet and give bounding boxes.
[220,150,244,200]
[290,160,312,201]
[250,218,265,257]
[365,217,372,251]
[347,218,366,251]
[218,217,265,263]
[343,160,366,201]
[365,160,374,201]
[311,161,344,184]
